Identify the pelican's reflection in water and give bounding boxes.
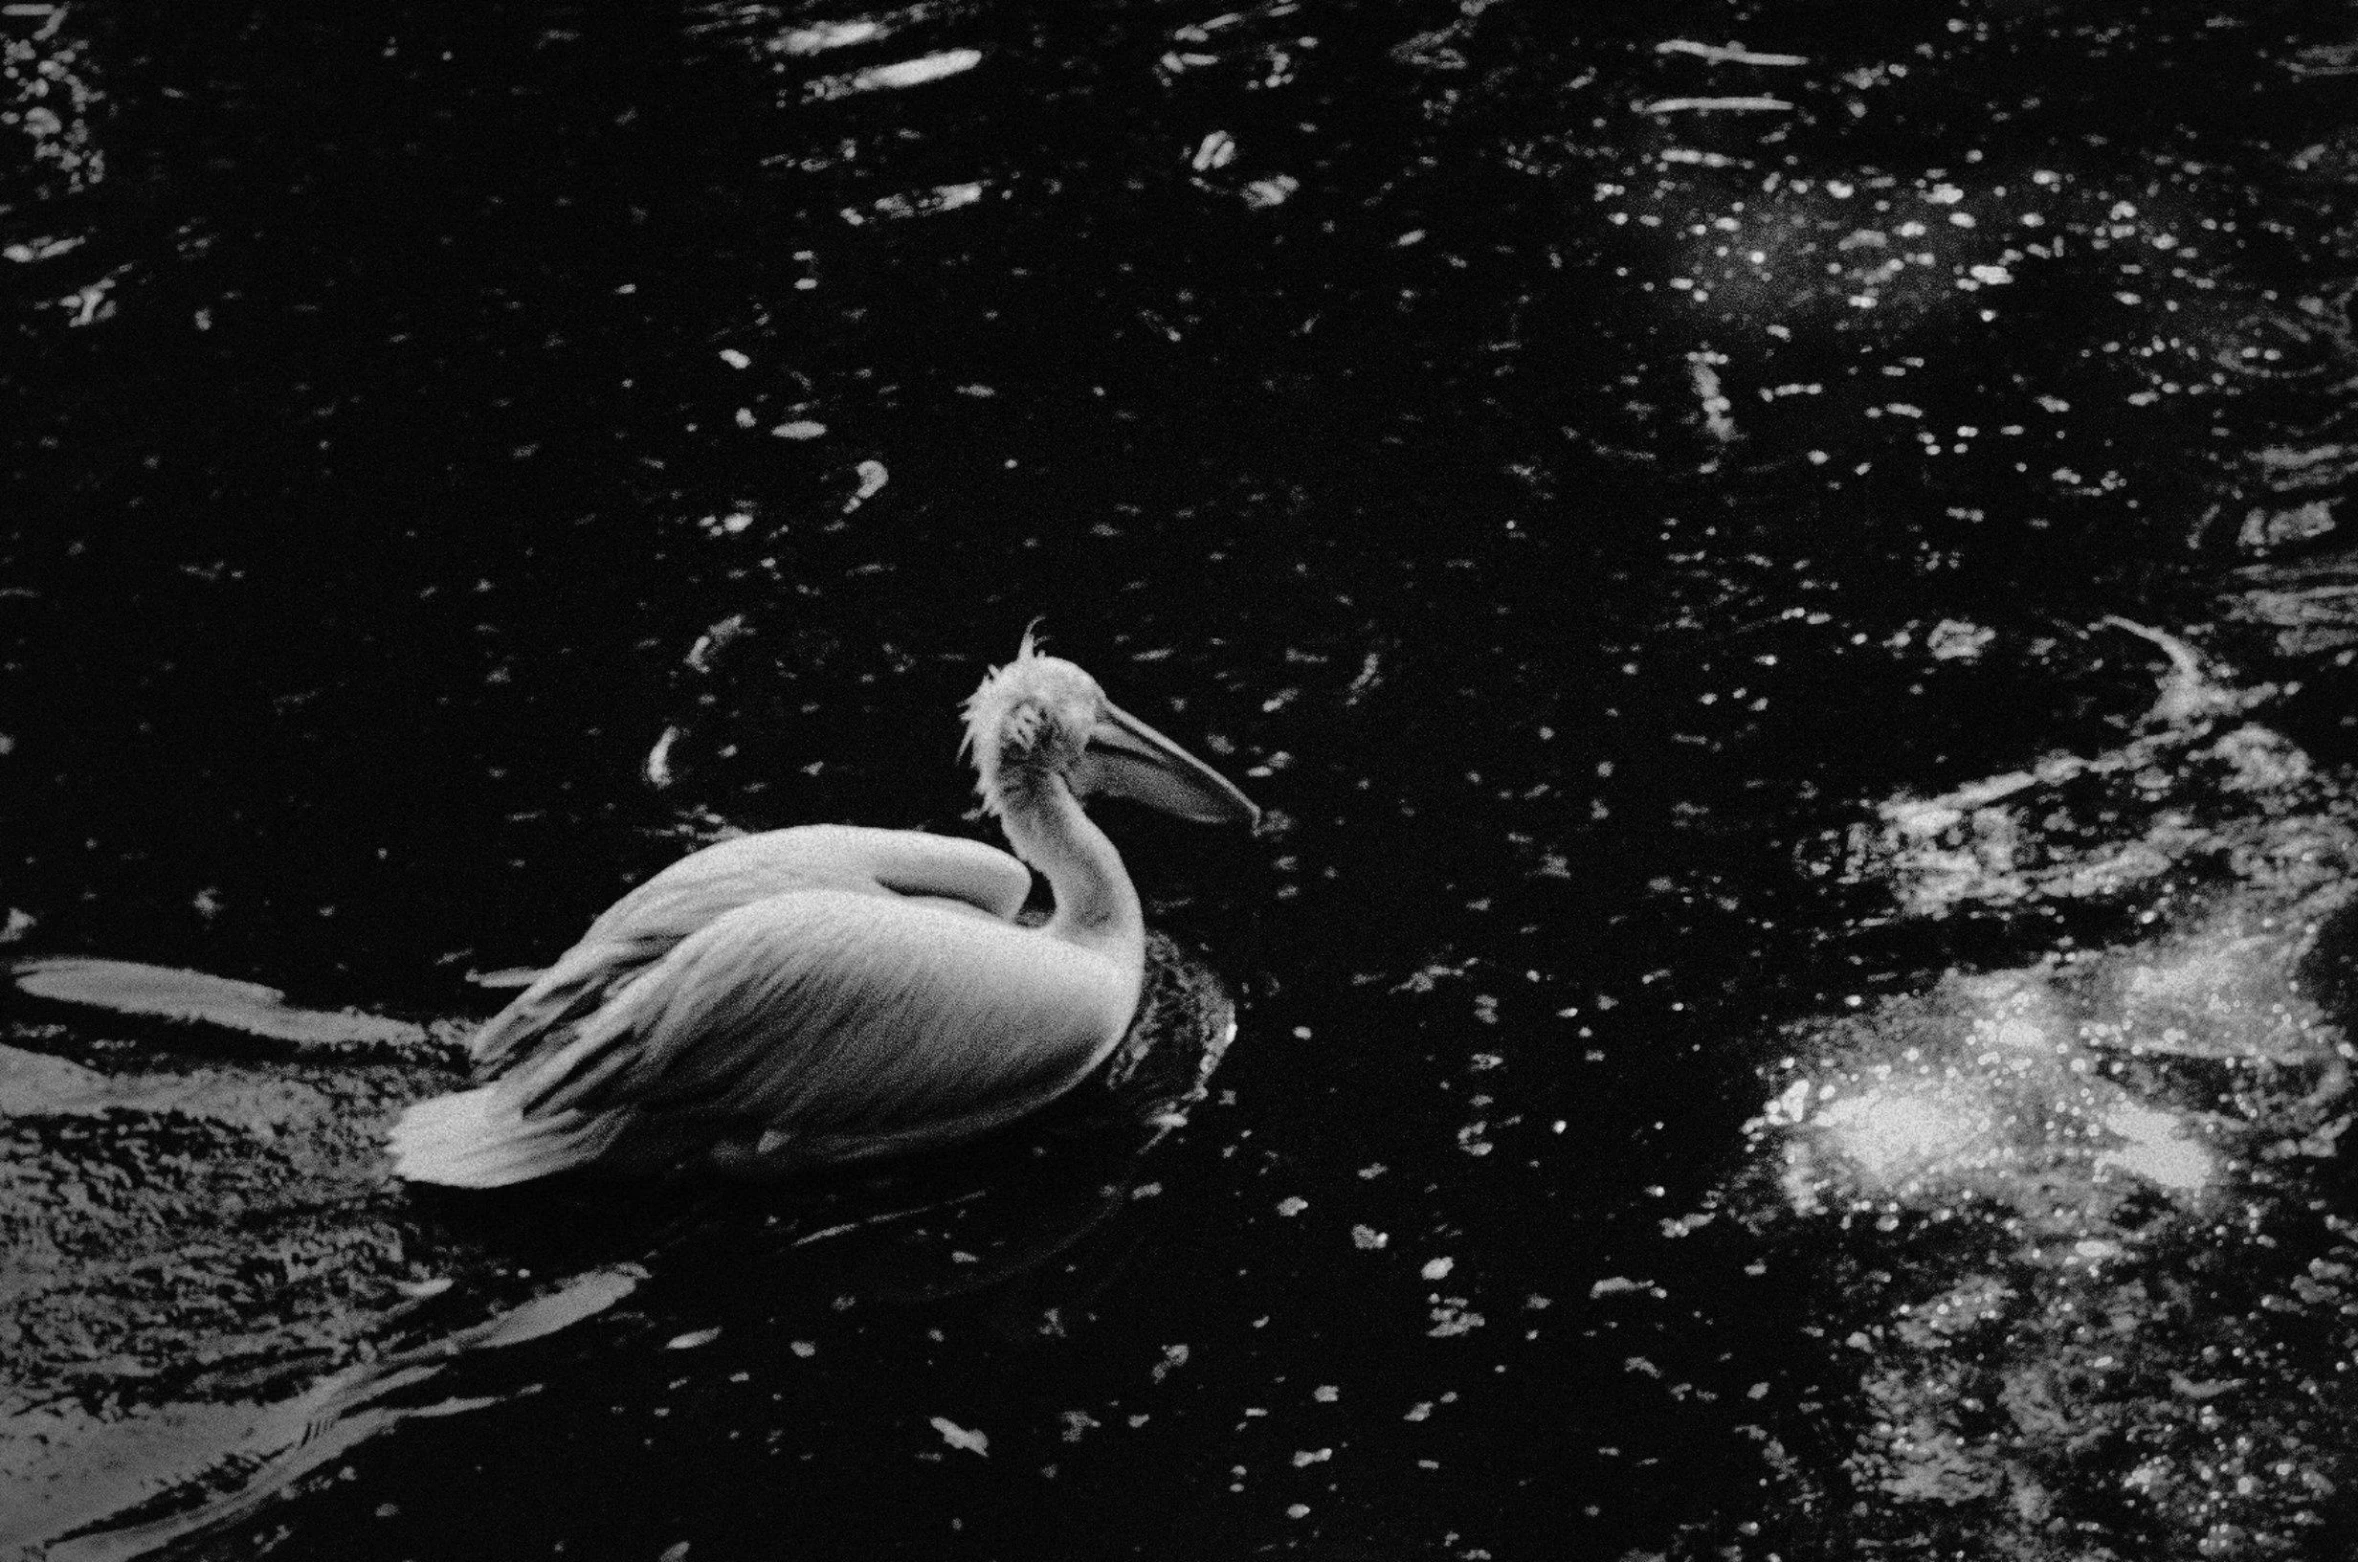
[14,934,1238,1560]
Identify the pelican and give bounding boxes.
[389,634,1260,1187]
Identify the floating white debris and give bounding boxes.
[718,348,750,369]
[692,509,754,541]
[1642,95,1794,114]
[858,181,987,223]
[63,277,113,327]
[809,48,984,101]
[839,460,890,514]
[1689,351,1737,443]
[1241,175,1299,209]
[2095,1100,2213,1192]
[773,19,884,55]
[2239,499,2338,552]
[12,957,426,1051]
[770,420,828,440]
[1421,1256,1454,1281]
[475,1267,647,1351]
[1881,796,1965,837]
[3,233,84,264]
[1191,130,1237,171]
[1276,1196,1308,1216]
[1654,39,1808,66]
[645,724,681,789]
[665,1328,723,1350]
[685,613,750,673]
[930,1416,989,1457]
[1427,1301,1483,1337]
[465,965,543,990]
[1763,1077,1813,1126]
[1925,618,1995,662]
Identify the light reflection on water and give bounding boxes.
[1763,962,2235,1218]
[1743,635,2358,1555]
[2094,1097,2213,1193]
[33,1267,644,1562]
[1806,1080,2006,1188]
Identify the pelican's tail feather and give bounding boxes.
[389,1085,631,1187]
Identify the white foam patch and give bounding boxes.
[2095,1101,2213,1192]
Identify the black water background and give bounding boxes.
[9,0,2358,1556]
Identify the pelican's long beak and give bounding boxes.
[1084,703,1262,827]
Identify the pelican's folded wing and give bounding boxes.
[507,889,1136,1161]
[469,826,1033,1077]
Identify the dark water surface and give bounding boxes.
[11,0,2358,1557]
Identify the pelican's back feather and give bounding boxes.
[387,1085,635,1188]
[468,825,1033,1078]
[508,889,1138,1163]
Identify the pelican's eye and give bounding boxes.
[998,700,1047,758]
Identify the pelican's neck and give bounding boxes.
[1000,777,1144,962]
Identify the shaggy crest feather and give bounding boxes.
[959,626,1104,821]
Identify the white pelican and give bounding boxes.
[389,634,1260,1187]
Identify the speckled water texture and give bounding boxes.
[9,0,2358,1558]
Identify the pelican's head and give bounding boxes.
[962,631,1261,829]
